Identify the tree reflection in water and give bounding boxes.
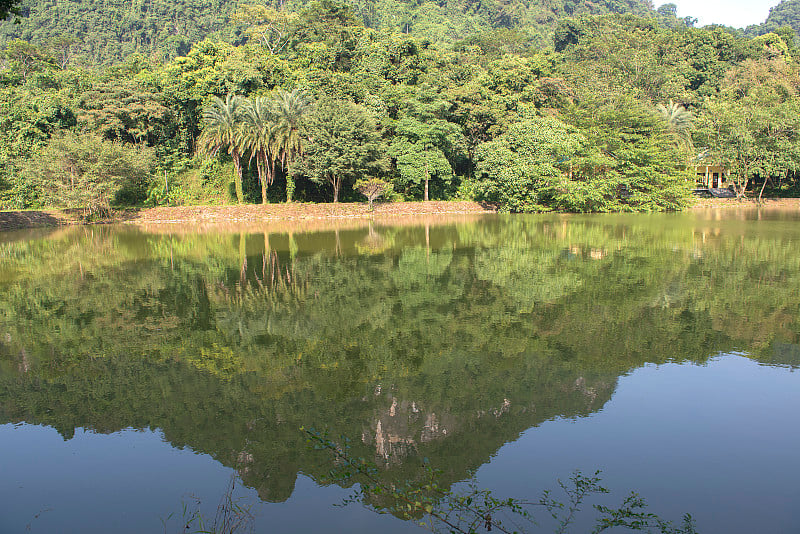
[1,210,799,511]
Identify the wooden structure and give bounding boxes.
[696,164,730,189]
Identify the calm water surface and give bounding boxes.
[1,209,799,533]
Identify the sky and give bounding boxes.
[659,0,782,28]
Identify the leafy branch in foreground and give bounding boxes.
[303,427,698,534]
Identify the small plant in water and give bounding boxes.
[162,475,254,534]
[303,427,698,534]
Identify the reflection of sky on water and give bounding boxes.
[2,355,798,533]
[0,425,411,534]
[477,354,800,534]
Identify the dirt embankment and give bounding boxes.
[127,201,497,224]
[3,198,800,232]
[688,197,800,209]
[0,209,81,231]
[0,201,497,232]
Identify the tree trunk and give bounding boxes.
[736,163,749,199]
[232,148,244,204]
[258,154,268,205]
[331,173,339,203]
[424,160,429,201]
[262,232,270,280]
[758,176,771,203]
[286,175,294,203]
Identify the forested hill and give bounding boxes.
[0,0,654,64]
[751,0,800,38]
[1,0,243,64]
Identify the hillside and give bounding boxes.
[744,0,800,42]
[2,0,799,214]
[1,0,244,64]
[0,0,654,64]
[763,0,800,35]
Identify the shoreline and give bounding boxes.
[0,201,497,232]
[688,197,800,210]
[1,198,799,232]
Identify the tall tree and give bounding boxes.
[386,85,464,200]
[657,99,694,155]
[1,40,56,83]
[696,57,800,197]
[198,94,246,204]
[273,88,310,202]
[389,118,456,201]
[242,95,279,204]
[299,98,388,203]
[232,5,297,55]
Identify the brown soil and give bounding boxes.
[0,209,81,231]
[4,198,800,233]
[127,200,497,224]
[0,201,498,232]
[125,201,499,234]
[689,197,800,209]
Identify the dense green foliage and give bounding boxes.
[0,0,242,64]
[2,0,800,212]
[23,131,156,216]
[300,97,389,201]
[0,0,19,20]
[0,0,654,65]
[748,0,800,43]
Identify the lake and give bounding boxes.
[1,209,799,533]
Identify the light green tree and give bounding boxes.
[389,118,459,201]
[23,132,155,218]
[385,84,464,201]
[475,116,590,212]
[299,98,389,202]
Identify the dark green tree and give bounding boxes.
[0,0,19,20]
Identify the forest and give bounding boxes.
[2,0,800,213]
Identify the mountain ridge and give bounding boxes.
[1,0,657,64]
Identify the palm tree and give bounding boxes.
[657,100,694,149]
[242,96,280,204]
[198,94,246,204]
[273,88,311,202]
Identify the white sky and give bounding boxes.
[659,0,781,28]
